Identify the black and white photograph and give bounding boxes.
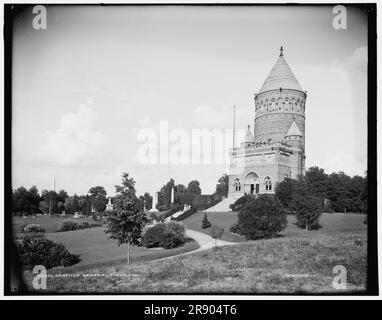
[3,2,378,298]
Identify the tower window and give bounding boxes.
[264,176,272,191]
[233,178,241,192]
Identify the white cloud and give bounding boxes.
[317,152,367,177]
[37,104,106,168]
[337,46,367,72]
[193,103,251,130]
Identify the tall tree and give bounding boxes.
[64,194,80,215]
[88,186,107,197]
[57,201,65,214]
[80,195,92,216]
[13,187,30,215]
[41,190,59,215]
[292,191,323,230]
[275,167,367,214]
[39,201,49,215]
[88,186,108,212]
[275,178,301,210]
[27,186,41,214]
[93,196,108,212]
[105,172,147,264]
[143,192,153,210]
[57,190,69,203]
[175,184,186,194]
[187,180,201,195]
[214,174,229,197]
[13,186,42,215]
[305,166,328,198]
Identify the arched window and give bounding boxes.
[264,176,272,191]
[271,99,276,111]
[233,178,241,192]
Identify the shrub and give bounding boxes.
[79,221,101,229]
[141,223,168,248]
[237,195,287,240]
[92,213,101,221]
[292,194,323,230]
[15,234,80,270]
[173,207,197,221]
[56,220,101,232]
[141,221,186,249]
[159,204,183,222]
[17,232,46,241]
[229,222,242,234]
[166,221,186,236]
[210,225,224,247]
[201,213,212,229]
[160,230,185,249]
[147,212,159,222]
[20,224,45,234]
[157,204,167,212]
[229,195,256,212]
[56,220,78,232]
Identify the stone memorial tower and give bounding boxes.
[228,47,306,198]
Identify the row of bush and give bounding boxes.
[56,220,101,232]
[141,221,186,249]
[158,204,184,222]
[15,224,80,270]
[172,207,197,221]
[20,223,45,234]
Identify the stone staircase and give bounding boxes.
[204,197,237,213]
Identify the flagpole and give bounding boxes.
[233,105,236,149]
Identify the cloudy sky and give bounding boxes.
[12,5,368,196]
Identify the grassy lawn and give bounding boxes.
[14,215,199,271]
[25,230,366,293]
[183,211,246,242]
[44,226,199,270]
[184,211,367,242]
[19,212,367,293]
[12,214,99,234]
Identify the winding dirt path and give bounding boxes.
[155,229,237,262]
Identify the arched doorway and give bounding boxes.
[244,172,260,195]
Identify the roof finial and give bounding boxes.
[280,46,284,57]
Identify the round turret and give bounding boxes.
[253,47,306,150]
[285,120,303,150]
[241,124,254,147]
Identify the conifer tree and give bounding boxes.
[201,212,211,229]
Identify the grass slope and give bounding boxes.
[45,226,199,269]
[25,231,366,293]
[13,215,199,270]
[21,213,367,293]
[183,212,366,242]
[12,215,98,234]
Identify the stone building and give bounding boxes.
[228,47,306,198]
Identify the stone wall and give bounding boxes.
[254,88,306,150]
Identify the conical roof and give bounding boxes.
[259,47,303,93]
[243,125,254,143]
[286,121,302,137]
